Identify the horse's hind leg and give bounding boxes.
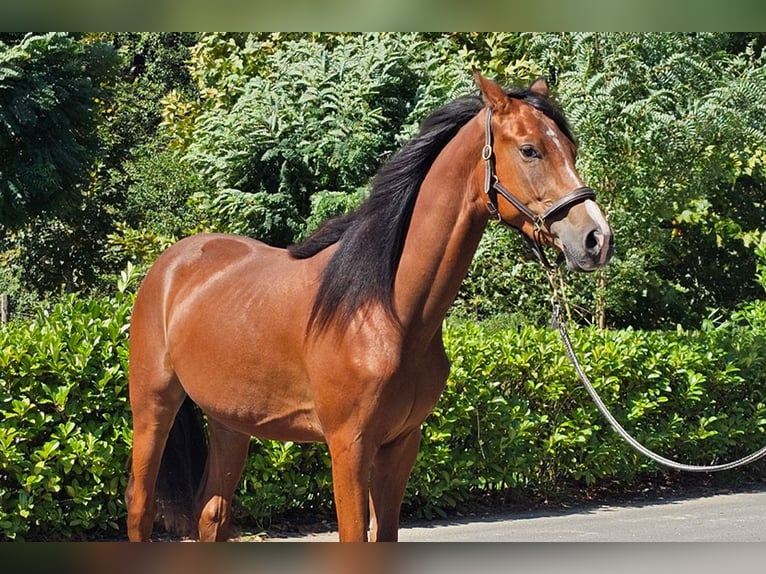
[368,428,421,542]
[194,418,250,542]
[126,379,185,541]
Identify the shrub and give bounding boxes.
[407,306,766,518]
[0,289,133,540]
[2,283,765,538]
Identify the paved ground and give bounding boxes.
[265,488,766,542]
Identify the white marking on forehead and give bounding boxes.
[544,121,580,187]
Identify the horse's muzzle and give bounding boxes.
[560,226,614,272]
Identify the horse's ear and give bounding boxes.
[473,69,510,112]
[529,77,549,98]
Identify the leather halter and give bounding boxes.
[482,107,596,267]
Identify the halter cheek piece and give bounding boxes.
[482,107,596,268]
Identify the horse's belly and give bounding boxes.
[205,400,326,443]
[175,355,325,442]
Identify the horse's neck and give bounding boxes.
[393,117,489,343]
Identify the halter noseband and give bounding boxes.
[482,107,596,267]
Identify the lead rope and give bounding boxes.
[544,265,766,472]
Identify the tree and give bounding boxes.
[0,33,199,311]
[162,33,474,246]
[0,33,117,227]
[4,33,764,329]
[90,33,202,271]
[454,33,766,329]
[543,33,766,328]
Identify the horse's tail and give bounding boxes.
[155,396,208,539]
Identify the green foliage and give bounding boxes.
[0,33,117,227]
[296,189,366,241]
[120,143,203,239]
[3,286,766,538]
[530,33,766,328]
[743,230,766,292]
[89,33,200,285]
[1,33,199,314]
[2,192,121,300]
[175,34,420,244]
[164,32,474,246]
[408,306,766,519]
[4,32,766,329]
[451,224,553,326]
[188,189,302,246]
[453,32,543,86]
[0,289,134,540]
[94,32,199,156]
[449,33,766,329]
[106,140,206,272]
[236,440,333,527]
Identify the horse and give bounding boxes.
[125,71,614,542]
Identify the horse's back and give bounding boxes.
[139,233,276,291]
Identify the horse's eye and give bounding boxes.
[520,145,541,159]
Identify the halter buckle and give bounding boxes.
[481,144,492,161]
[486,201,500,220]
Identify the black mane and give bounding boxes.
[288,85,572,332]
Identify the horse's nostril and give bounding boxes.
[585,229,601,252]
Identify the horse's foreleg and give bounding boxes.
[368,428,421,542]
[195,419,250,542]
[328,434,375,542]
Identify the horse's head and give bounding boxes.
[474,72,614,272]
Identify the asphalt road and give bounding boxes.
[267,488,766,542]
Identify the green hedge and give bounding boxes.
[0,292,133,539]
[410,308,766,518]
[2,290,766,539]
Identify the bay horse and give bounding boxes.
[125,71,614,542]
